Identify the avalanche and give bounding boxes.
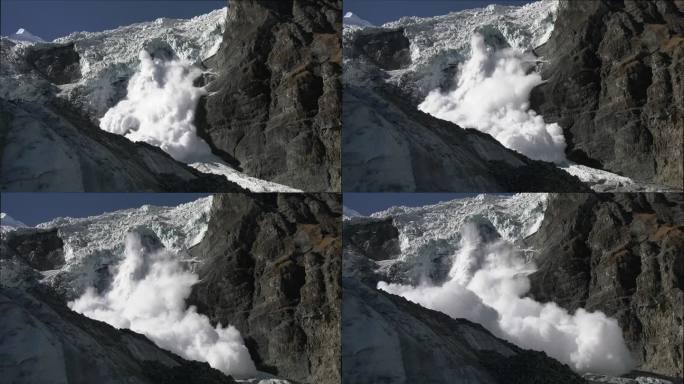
[368,194,634,375]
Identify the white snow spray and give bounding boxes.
[100,51,216,163]
[69,232,257,378]
[419,34,567,164]
[378,223,634,375]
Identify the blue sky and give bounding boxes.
[344,193,484,215]
[344,0,535,25]
[0,193,209,226]
[1,0,226,41]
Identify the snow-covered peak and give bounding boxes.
[344,12,375,28]
[1,212,28,232]
[343,206,364,220]
[9,28,45,43]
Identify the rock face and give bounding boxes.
[22,42,81,84]
[350,29,411,70]
[0,286,236,384]
[343,217,400,261]
[0,99,245,192]
[3,228,64,271]
[527,193,684,378]
[530,0,684,188]
[197,0,342,192]
[188,193,341,384]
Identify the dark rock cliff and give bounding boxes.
[197,0,342,191]
[188,193,341,384]
[343,217,401,261]
[22,42,81,85]
[3,228,64,271]
[530,0,684,188]
[527,193,684,378]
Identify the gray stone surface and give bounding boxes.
[188,193,341,384]
[527,193,684,378]
[530,0,684,188]
[197,0,342,192]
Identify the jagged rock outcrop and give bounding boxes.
[196,0,342,192]
[527,193,684,378]
[530,0,684,188]
[343,26,590,192]
[22,42,81,84]
[342,278,585,384]
[343,217,400,261]
[0,286,236,384]
[350,28,411,70]
[3,228,64,271]
[188,193,341,384]
[0,98,246,192]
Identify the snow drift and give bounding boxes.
[419,34,566,164]
[69,231,256,378]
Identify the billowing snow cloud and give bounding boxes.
[69,232,256,378]
[418,34,567,164]
[378,223,634,375]
[100,51,216,163]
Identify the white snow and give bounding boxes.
[99,51,214,164]
[562,163,680,192]
[8,28,45,43]
[1,213,28,232]
[189,162,301,192]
